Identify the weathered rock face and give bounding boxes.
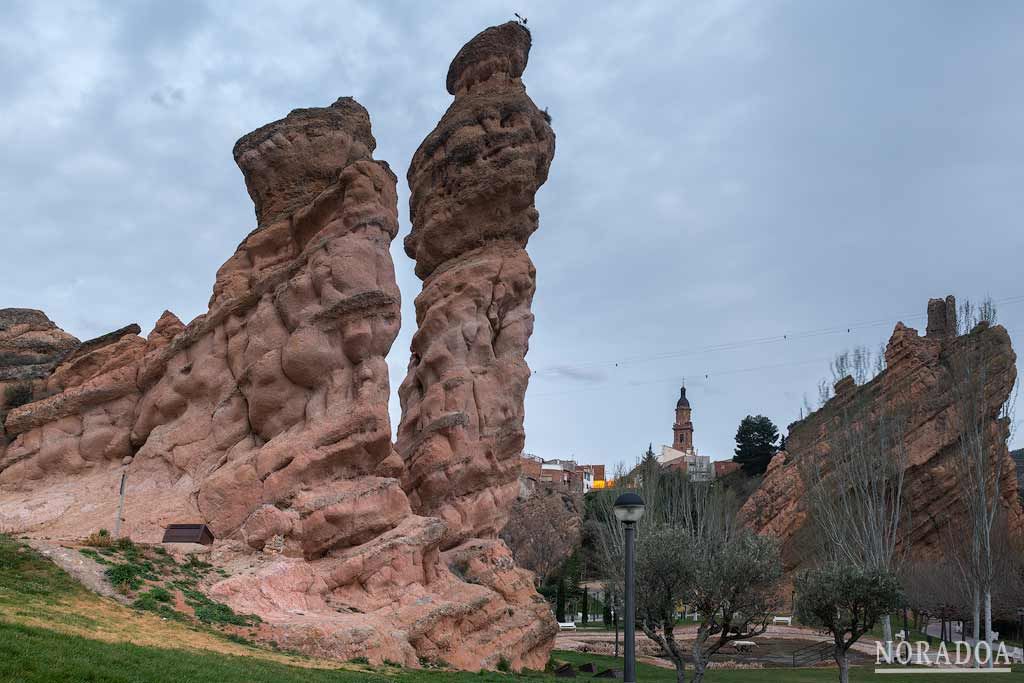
[0,25,557,672]
[0,309,80,386]
[740,296,1023,571]
[397,21,555,551]
[0,310,147,484]
[0,309,78,444]
[390,21,558,665]
[1013,449,1024,503]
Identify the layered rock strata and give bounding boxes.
[0,308,81,445]
[0,26,557,671]
[740,296,1023,571]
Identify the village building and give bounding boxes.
[657,384,715,481]
[519,455,608,494]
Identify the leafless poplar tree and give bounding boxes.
[947,298,1015,652]
[500,488,583,585]
[801,393,910,646]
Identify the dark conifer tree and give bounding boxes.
[732,415,780,475]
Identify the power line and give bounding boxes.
[526,294,1024,401]
[530,293,1024,378]
[529,356,834,399]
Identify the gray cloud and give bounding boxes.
[539,365,609,384]
[2,0,1022,468]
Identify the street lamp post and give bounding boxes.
[613,492,646,683]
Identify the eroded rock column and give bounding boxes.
[397,22,555,547]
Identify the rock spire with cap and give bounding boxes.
[396,19,558,666]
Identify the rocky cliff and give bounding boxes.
[740,296,1023,571]
[0,22,555,672]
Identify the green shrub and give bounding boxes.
[185,555,212,570]
[78,549,109,565]
[181,588,260,627]
[497,656,511,673]
[193,602,250,626]
[104,560,156,590]
[84,529,113,548]
[348,656,369,665]
[131,588,173,612]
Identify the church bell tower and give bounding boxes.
[673,383,693,452]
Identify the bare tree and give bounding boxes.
[817,378,832,409]
[501,488,583,585]
[800,394,910,646]
[947,297,1015,652]
[830,351,851,385]
[811,346,886,413]
[830,345,882,387]
[874,343,887,377]
[902,556,970,641]
[909,509,1024,645]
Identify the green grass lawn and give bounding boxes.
[1,534,1021,682]
[2,620,1020,683]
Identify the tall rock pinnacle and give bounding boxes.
[397,21,556,546]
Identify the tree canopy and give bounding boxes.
[732,414,780,475]
[795,563,902,683]
[589,462,781,683]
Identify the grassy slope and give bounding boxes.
[1,535,1019,682]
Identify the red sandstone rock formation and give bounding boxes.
[392,20,558,663]
[0,24,557,671]
[0,308,81,446]
[740,296,1023,571]
[397,21,555,549]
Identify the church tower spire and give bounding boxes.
[673,382,693,452]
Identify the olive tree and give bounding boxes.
[591,457,782,683]
[795,564,902,683]
[687,531,782,682]
[634,526,695,681]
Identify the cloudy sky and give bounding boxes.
[2,1,1023,467]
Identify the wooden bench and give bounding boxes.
[772,616,793,626]
[558,622,577,631]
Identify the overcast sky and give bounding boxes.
[2,1,1023,467]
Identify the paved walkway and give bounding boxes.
[556,623,891,673]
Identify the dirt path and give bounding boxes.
[557,623,884,660]
[26,540,126,603]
